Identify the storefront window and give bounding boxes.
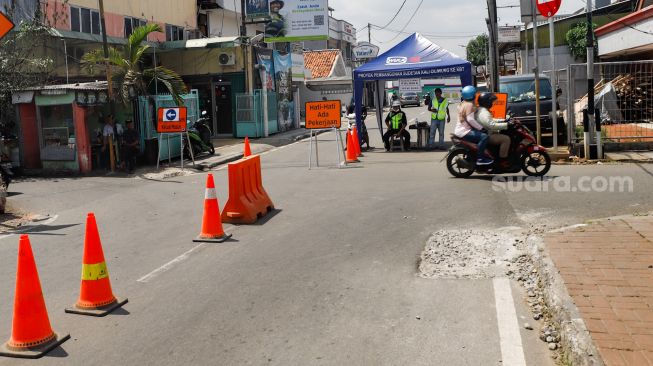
[40,105,76,161]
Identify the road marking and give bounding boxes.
[493,278,527,366]
[0,215,59,241]
[136,227,234,283]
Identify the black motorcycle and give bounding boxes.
[183,111,215,159]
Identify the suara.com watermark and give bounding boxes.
[492,176,634,193]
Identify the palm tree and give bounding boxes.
[82,23,187,106]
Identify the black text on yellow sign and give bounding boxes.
[305,100,342,129]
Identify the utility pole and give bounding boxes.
[98,0,112,104]
[240,0,247,37]
[487,0,500,92]
[586,0,600,159]
[531,0,542,145]
[368,23,371,43]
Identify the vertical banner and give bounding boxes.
[246,0,270,19]
[264,0,329,42]
[273,50,295,132]
[256,48,276,91]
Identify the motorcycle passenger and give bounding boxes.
[383,100,410,151]
[454,86,493,165]
[475,93,511,169]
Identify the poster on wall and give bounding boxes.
[264,0,329,42]
[256,48,276,91]
[246,0,270,19]
[273,51,295,131]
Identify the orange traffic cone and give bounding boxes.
[352,126,363,157]
[193,173,232,243]
[345,131,359,163]
[65,213,127,317]
[244,136,252,157]
[0,235,70,359]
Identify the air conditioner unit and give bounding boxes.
[218,51,235,66]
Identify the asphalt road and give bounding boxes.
[0,105,652,365]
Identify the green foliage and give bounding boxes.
[565,23,598,62]
[82,24,187,106]
[466,34,489,66]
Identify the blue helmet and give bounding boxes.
[461,86,477,101]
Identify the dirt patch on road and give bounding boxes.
[0,211,49,234]
[418,228,524,279]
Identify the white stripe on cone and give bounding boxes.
[205,188,217,200]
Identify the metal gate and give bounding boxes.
[234,90,278,138]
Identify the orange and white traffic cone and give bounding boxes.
[194,173,232,243]
[345,131,360,163]
[65,213,127,316]
[352,126,363,157]
[244,136,252,157]
[0,235,70,358]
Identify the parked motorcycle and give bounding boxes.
[0,159,12,190]
[183,111,215,159]
[445,118,551,178]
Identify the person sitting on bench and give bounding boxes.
[383,101,410,151]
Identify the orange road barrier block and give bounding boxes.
[244,136,252,157]
[65,213,128,317]
[0,235,70,359]
[194,174,232,243]
[221,155,274,224]
[351,126,363,157]
[346,131,360,163]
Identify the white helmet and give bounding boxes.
[392,100,401,107]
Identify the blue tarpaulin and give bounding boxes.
[353,33,473,139]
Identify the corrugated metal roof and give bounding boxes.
[24,81,108,92]
[161,36,240,50]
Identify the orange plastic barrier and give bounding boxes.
[221,155,274,224]
[66,213,127,316]
[0,235,70,359]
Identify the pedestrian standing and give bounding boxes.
[428,88,451,150]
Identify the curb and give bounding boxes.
[527,232,605,366]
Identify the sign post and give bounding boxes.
[305,100,343,169]
[536,0,562,150]
[156,107,194,170]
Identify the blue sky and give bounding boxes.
[328,0,587,58]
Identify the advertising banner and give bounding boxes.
[246,0,270,19]
[498,26,521,43]
[353,42,380,60]
[399,79,422,93]
[273,51,295,131]
[256,48,276,91]
[264,0,329,42]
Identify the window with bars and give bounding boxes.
[166,24,185,42]
[125,17,147,38]
[70,6,101,35]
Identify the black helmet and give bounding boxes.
[478,92,498,109]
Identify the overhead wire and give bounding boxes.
[377,0,426,43]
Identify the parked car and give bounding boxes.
[499,74,566,144]
[400,92,421,107]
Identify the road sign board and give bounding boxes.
[475,93,509,120]
[0,12,15,40]
[157,107,187,133]
[305,100,342,129]
[536,0,561,18]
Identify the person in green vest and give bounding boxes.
[428,88,451,150]
[383,100,410,151]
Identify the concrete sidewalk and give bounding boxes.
[543,214,653,365]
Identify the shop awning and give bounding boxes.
[161,36,241,50]
[48,29,127,45]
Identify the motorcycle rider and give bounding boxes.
[475,93,511,169]
[454,86,493,165]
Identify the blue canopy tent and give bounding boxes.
[353,33,473,141]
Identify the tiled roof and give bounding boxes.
[303,50,341,79]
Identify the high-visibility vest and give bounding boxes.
[390,112,404,129]
[431,97,449,120]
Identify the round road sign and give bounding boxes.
[537,0,561,18]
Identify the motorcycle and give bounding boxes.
[183,111,215,159]
[0,158,12,190]
[445,117,551,178]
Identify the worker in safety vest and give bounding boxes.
[428,88,451,150]
[383,100,410,151]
